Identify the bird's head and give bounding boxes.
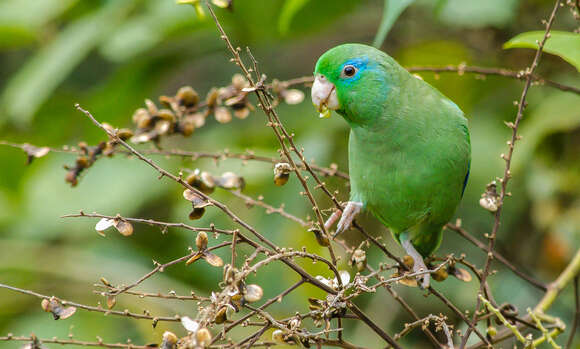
[312,43,401,126]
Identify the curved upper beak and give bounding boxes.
[311,74,339,118]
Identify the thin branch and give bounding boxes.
[446,223,547,291]
[0,283,179,323]
[461,1,562,347]
[62,211,237,236]
[565,276,579,349]
[0,335,150,349]
[346,301,402,349]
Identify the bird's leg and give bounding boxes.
[324,208,343,232]
[400,237,430,289]
[331,201,363,237]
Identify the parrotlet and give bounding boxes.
[311,44,471,288]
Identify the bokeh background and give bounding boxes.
[0,0,579,348]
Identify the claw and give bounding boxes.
[333,201,363,237]
[401,237,430,289]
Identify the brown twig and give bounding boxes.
[0,335,150,349]
[62,211,237,236]
[460,1,562,347]
[446,223,547,291]
[0,283,179,323]
[565,276,579,349]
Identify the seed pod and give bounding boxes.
[214,107,232,124]
[145,99,158,115]
[351,249,367,272]
[65,170,78,187]
[206,88,219,108]
[186,170,216,194]
[273,162,292,186]
[189,206,205,220]
[154,120,171,135]
[41,298,76,320]
[232,74,248,90]
[177,86,199,107]
[196,232,208,250]
[432,267,449,282]
[117,128,134,141]
[309,228,329,247]
[403,255,415,269]
[179,119,195,137]
[243,284,263,303]
[214,306,228,324]
[133,108,152,129]
[196,328,212,346]
[486,326,497,337]
[289,317,301,330]
[160,331,178,349]
[233,107,250,119]
[449,266,472,282]
[157,109,176,123]
[281,89,305,105]
[217,172,244,190]
[480,181,499,212]
[272,329,285,344]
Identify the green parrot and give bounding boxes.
[311,44,470,288]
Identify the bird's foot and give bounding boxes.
[401,239,430,289]
[329,201,362,238]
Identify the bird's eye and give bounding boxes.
[342,65,357,77]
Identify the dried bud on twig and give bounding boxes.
[160,331,178,349]
[183,189,211,220]
[273,162,292,186]
[187,232,223,267]
[350,249,367,272]
[309,227,330,247]
[94,217,134,237]
[480,181,500,212]
[186,169,216,194]
[22,144,50,165]
[41,298,76,320]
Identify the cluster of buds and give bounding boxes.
[182,170,244,220]
[210,265,264,325]
[308,294,347,328]
[131,88,203,143]
[63,136,128,186]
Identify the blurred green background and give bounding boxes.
[0,0,579,348]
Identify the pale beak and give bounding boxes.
[311,74,339,118]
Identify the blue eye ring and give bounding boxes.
[342,64,357,78]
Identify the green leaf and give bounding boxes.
[278,0,310,35]
[373,0,414,48]
[0,1,136,125]
[504,31,580,72]
[436,0,519,29]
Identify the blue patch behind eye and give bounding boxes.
[340,56,370,84]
